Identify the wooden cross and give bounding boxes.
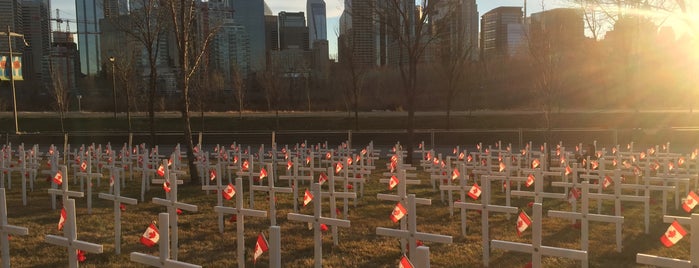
[491,203,588,268]
[134,148,156,202]
[251,163,292,226]
[548,181,624,255]
[378,169,429,255]
[45,199,103,268]
[152,159,198,261]
[214,177,267,268]
[98,167,138,254]
[201,162,228,233]
[43,145,61,210]
[454,172,518,265]
[583,169,651,233]
[287,183,351,268]
[636,213,699,267]
[376,194,453,260]
[439,163,469,217]
[510,169,567,204]
[318,166,356,245]
[130,213,202,268]
[279,156,314,213]
[47,165,84,210]
[0,188,28,268]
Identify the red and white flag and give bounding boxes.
[287,160,293,170]
[525,174,535,188]
[389,175,399,190]
[467,154,473,163]
[223,183,236,200]
[468,183,482,200]
[516,211,531,236]
[531,159,540,169]
[140,223,160,247]
[399,255,414,268]
[80,161,87,172]
[660,220,687,247]
[458,152,465,160]
[568,187,581,204]
[603,175,613,189]
[259,167,268,180]
[682,191,699,213]
[335,162,343,174]
[157,164,165,177]
[305,156,311,165]
[591,160,599,170]
[451,168,460,181]
[58,207,66,231]
[318,172,328,185]
[499,162,506,172]
[109,175,115,187]
[163,181,171,193]
[303,189,313,207]
[242,160,249,171]
[253,233,269,264]
[390,202,407,223]
[565,166,572,176]
[53,171,63,185]
[209,169,216,181]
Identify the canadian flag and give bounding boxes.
[347,156,353,165]
[305,156,311,165]
[223,183,236,200]
[682,191,699,213]
[233,156,239,164]
[468,183,482,200]
[390,161,397,173]
[467,154,473,163]
[318,172,328,185]
[109,175,114,187]
[163,181,171,193]
[325,152,332,160]
[591,160,599,170]
[525,174,535,188]
[565,166,572,176]
[458,152,465,160]
[678,157,686,167]
[140,223,160,247]
[335,162,343,174]
[287,160,293,170]
[389,175,399,190]
[532,159,540,169]
[259,168,268,180]
[53,171,63,185]
[399,255,414,268]
[390,202,407,223]
[253,233,269,264]
[303,189,313,207]
[568,187,581,204]
[660,220,687,247]
[209,169,216,181]
[58,207,66,231]
[603,175,613,189]
[451,168,460,181]
[516,211,532,236]
[80,161,87,172]
[242,160,249,171]
[499,162,506,172]
[157,164,165,177]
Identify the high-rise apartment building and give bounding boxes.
[306,0,326,49]
[207,0,251,86]
[75,0,103,75]
[432,0,478,60]
[530,8,584,52]
[338,0,380,67]
[278,12,309,51]
[0,0,24,59]
[230,0,266,71]
[480,6,524,60]
[21,0,51,84]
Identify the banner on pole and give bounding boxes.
[11,56,22,81]
[0,56,8,81]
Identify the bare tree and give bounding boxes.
[112,51,139,132]
[48,64,70,133]
[337,26,369,130]
[163,0,221,183]
[230,64,245,118]
[257,63,284,129]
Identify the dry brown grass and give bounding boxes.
[2,161,691,267]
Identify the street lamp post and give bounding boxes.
[109,56,117,119]
[77,95,82,112]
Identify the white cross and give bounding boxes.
[319,166,356,245]
[491,203,588,268]
[454,172,517,265]
[439,163,469,217]
[376,194,453,260]
[279,156,314,212]
[98,167,138,254]
[152,159,198,261]
[378,169,430,255]
[637,214,699,267]
[548,181,625,256]
[510,169,567,204]
[0,188,28,268]
[201,162,228,233]
[47,165,84,210]
[287,183,350,268]
[130,213,202,268]
[251,163,293,226]
[45,199,103,268]
[214,177,267,268]
[43,145,61,210]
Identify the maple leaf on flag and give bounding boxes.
[526,174,535,188]
[467,154,473,163]
[389,175,399,190]
[53,171,63,186]
[242,160,249,171]
[458,152,465,160]
[77,250,86,262]
[661,220,687,247]
[532,159,540,169]
[318,172,328,185]
[58,207,66,231]
[603,175,613,189]
[335,161,343,174]
[468,183,482,200]
[140,223,160,247]
[287,160,293,170]
[303,189,313,207]
[209,169,216,181]
[399,255,414,268]
[223,183,236,200]
[516,211,532,236]
[253,233,269,264]
[163,181,171,193]
[80,161,87,172]
[259,167,268,180]
[390,202,407,223]
[682,191,699,213]
[157,165,165,177]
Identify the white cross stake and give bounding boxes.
[45,199,103,268]
[0,188,28,268]
[98,167,138,254]
[47,165,84,210]
[251,163,292,226]
[152,160,198,261]
[130,213,202,268]
[376,194,453,260]
[287,183,351,268]
[214,177,267,268]
[201,162,228,233]
[378,169,430,254]
[454,174,518,266]
[320,167,357,245]
[491,203,588,268]
[636,214,699,267]
[278,156,314,213]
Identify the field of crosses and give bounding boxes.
[0,138,697,267]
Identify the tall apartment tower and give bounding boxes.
[75,0,103,75]
[278,12,309,51]
[230,0,266,71]
[431,0,479,61]
[480,6,525,60]
[306,0,326,49]
[0,0,23,58]
[21,0,51,84]
[530,8,584,52]
[339,0,379,67]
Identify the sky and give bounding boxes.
[49,0,573,58]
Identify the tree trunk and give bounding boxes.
[182,84,199,184]
[148,61,157,146]
[446,101,452,130]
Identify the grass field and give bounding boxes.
[2,158,692,267]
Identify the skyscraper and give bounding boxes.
[21,0,51,84]
[278,12,308,51]
[432,0,479,60]
[75,0,103,75]
[306,0,326,49]
[338,0,380,67]
[480,6,524,60]
[230,0,266,71]
[0,0,23,57]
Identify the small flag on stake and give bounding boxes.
[253,233,269,264]
[140,222,160,247]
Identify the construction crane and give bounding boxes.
[50,9,100,35]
